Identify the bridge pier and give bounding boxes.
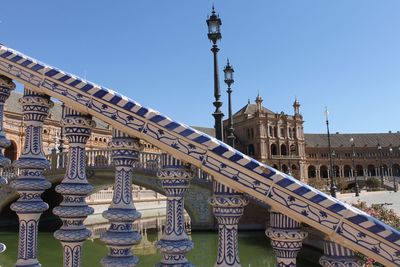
[155,154,194,267]
[100,130,143,267]
[265,211,308,267]
[10,88,53,267]
[53,108,96,267]
[319,240,362,267]
[209,182,248,267]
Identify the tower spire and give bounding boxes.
[255,93,263,113]
[293,97,300,115]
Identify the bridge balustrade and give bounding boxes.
[0,45,398,267]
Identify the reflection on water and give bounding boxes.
[0,215,320,267]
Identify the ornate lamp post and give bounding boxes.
[58,102,65,168]
[58,102,65,154]
[325,108,337,197]
[350,137,360,196]
[377,141,384,189]
[389,147,397,192]
[224,59,235,147]
[207,6,224,141]
[52,130,59,153]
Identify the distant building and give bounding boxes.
[5,91,400,189]
[223,95,307,181]
[305,132,400,186]
[3,91,159,162]
[224,94,400,185]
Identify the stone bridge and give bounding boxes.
[0,150,216,228]
[0,43,398,267]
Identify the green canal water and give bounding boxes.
[0,231,321,267]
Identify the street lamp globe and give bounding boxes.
[350,137,354,143]
[223,59,234,86]
[206,6,222,44]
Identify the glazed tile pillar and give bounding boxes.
[100,130,143,267]
[53,107,96,267]
[0,75,15,255]
[319,240,362,267]
[10,88,53,267]
[265,211,308,267]
[209,181,248,267]
[155,154,194,267]
[0,75,14,186]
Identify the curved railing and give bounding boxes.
[42,149,213,183]
[0,44,399,266]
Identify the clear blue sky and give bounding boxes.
[1,1,400,133]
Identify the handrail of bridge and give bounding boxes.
[0,44,399,266]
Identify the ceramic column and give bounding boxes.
[53,107,96,267]
[319,240,362,267]
[155,154,194,267]
[265,211,308,267]
[10,88,53,267]
[209,181,248,267]
[100,129,142,267]
[0,75,15,254]
[0,75,14,185]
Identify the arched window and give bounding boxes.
[343,165,351,178]
[382,164,389,176]
[333,165,340,178]
[290,144,296,155]
[271,144,277,155]
[356,165,364,177]
[320,165,328,178]
[393,164,400,177]
[367,165,376,176]
[280,127,285,138]
[280,144,287,156]
[308,165,316,178]
[247,144,255,156]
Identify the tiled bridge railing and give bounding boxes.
[0,44,398,267]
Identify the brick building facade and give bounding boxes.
[224,95,400,185]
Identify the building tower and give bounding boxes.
[293,98,300,115]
